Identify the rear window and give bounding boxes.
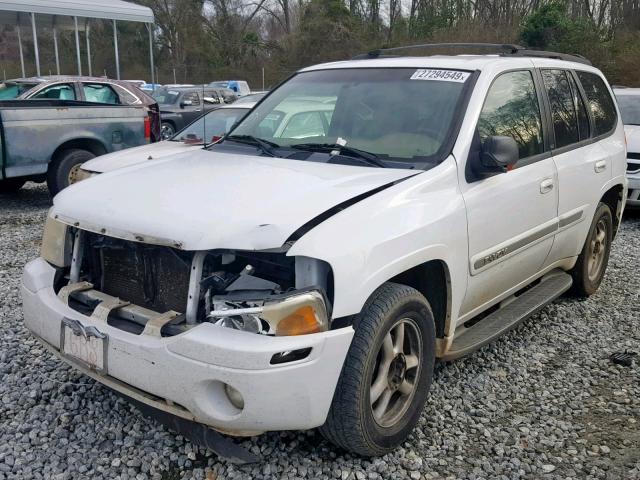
[577,71,617,136]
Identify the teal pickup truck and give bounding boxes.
[0,100,151,195]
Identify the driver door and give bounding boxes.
[460,70,559,317]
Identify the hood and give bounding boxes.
[82,142,201,173]
[53,149,417,251]
[625,124,640,154]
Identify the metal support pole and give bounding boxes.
[147,23,156,91]
[17,21,25,78]
[53,22,60,75]
[113,20,120,80]
[85,20,92,76]
[30,13,40,77]
[74,16,82,76]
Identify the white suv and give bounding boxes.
[22,45,627,457]
[613,87,640,207]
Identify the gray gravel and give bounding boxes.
[1,183,639,480]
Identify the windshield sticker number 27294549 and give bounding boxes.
[410,69,470,83]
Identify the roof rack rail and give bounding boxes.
[352,42,592,66]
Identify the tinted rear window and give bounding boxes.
[577,72,617,136]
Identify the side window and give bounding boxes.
[32,84,76,100]
[478,70,544,160]
[568,74,590,141]
[83,84,120,104]
[541,70,579,148]
[576,71,617,136]
[114,85,139,105]
[279,111,327,139]
[182,92,200,105]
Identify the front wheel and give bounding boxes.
[320,283,436,456]
[569,202,613,297]
[161,122,175,140]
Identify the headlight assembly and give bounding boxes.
[208,289,329,336]
[40,214,72,267]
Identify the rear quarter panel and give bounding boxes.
[0,104,147,179]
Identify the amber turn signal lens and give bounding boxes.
[276,305,323,336]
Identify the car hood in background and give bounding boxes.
[82,141,202,173]
[625,124,640,154]
[52,150,417,251]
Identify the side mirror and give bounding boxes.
[475,136,519,177]
[180,100,193,108]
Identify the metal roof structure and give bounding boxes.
[0,0,154,24]
[0,0,155,85]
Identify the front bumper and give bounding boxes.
[21,257,353,434]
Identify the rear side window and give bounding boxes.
[576,71,617,136]
[542,70,579,148]
[83,84,120,104]
[478,70,544,160]
[568,74,590,140]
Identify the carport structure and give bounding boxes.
[0,0,155,84]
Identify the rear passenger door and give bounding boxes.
[541,68,622,264]
[460,70,558,316]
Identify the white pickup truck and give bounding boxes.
[22,45,627,456]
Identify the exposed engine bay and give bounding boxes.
[63,231,332,337]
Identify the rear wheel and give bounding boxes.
[569,202,613,297]
[0,178,26,194]
[47,149,95,196]
[320,283,436,456]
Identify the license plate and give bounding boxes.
[60,318,108,373]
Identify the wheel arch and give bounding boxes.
[50,138,107,166]
[600,183,625,239]
[386,260,452,341]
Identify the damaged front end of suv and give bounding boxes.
[49,224,333,341]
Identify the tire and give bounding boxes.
[47,149,95,196]
[569,202,613,297]
[320,282,436,456]
[161,122,175,140]
[0,178,26,194]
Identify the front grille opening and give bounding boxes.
[80,233,193,314]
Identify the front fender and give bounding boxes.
[288,157,468,332]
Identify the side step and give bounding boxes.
[442,270,573,361]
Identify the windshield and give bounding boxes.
[616,94,640,125]
[0,82,37,99]
[228,68,470,166]
[172,108,249,144]
[152,90,180,105]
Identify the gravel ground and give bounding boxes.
[1,183,639,480]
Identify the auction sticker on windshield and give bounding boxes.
[410,69,470,82]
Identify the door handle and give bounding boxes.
[594,160,607,173]
[540,178,554,194]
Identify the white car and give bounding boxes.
[23,46,627,457]
[614,88,640,207]
[72,103,256,180]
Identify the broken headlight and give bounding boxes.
[40,213,72,268]
[208,289,329,336]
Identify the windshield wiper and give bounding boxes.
[290,143,387,168]
[225,134,279,157]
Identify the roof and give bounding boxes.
[301,55,598,73]
[0,0,154,28]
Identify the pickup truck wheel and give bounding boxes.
[0,178,26,194]
[47,149,95,196]
[320,282,435,456]
[161,122,175,140]
[569,202,613,297]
